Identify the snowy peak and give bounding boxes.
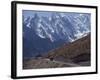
[23,12,90,42]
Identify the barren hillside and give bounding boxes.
[23,34,91,69]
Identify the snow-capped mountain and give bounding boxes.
[24,12,90,42]
[23,12,91,58]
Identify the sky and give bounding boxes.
[22,10,91,19]
[23,10,52,18]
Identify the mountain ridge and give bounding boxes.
[23,12,91,58]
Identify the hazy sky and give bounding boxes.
[23,10,52,18]
[22,10,91,19]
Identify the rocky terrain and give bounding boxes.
[23,34,91,69]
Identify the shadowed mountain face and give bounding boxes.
[44,34,91,65]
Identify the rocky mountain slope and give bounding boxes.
[23,34,91,69]
[44,34,91,65]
